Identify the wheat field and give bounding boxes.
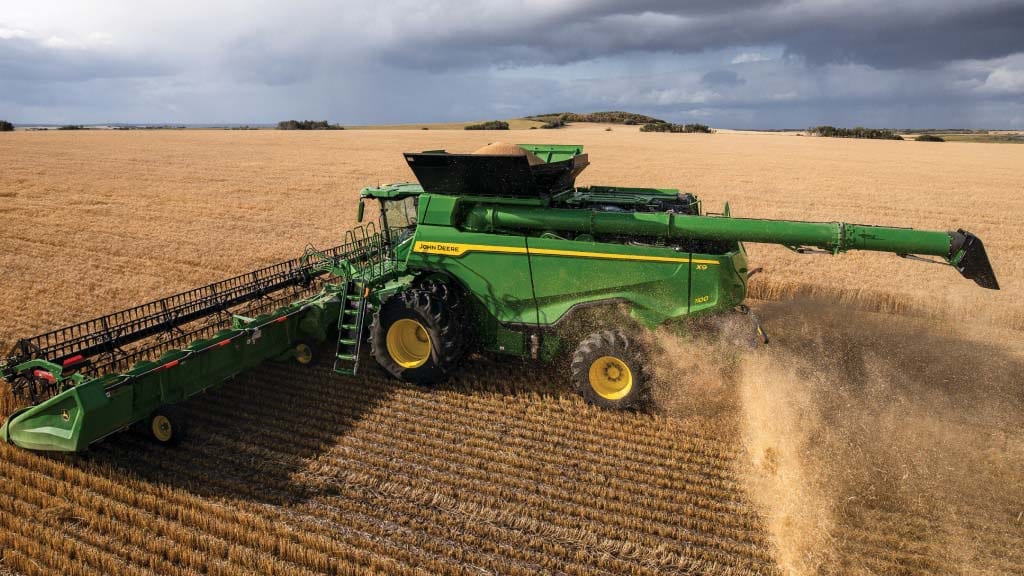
[0,128,1021,575]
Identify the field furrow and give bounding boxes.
[181,413,773,573]
[233,362,745,487]
[206,367,755,514]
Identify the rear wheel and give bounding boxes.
[570,330,648,409]
[370,289,463,385]
[148,405,187,446]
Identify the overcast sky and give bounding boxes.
[2,0,1024,128]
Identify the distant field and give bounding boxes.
[0,128,1021,575]
[346,118,546,130]
[932,133,1024,143]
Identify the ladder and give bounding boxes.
[334,279,368,375]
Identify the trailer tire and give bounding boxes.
[293,340,317,366]
[148,406,187,446]
[370,289,463,385]
[571,330,648,410]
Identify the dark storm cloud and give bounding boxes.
[221,35,321,86]
[3,1,1023,127]
[702,69,744,87]
[374,1,1024,71]
[781,2,1024,68]
[0,35,170,84]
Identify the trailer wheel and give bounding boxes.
[571,330,648,410]
[293,341,317,366]
[148,406,187,446]
[370,289,463,385]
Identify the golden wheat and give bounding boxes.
[1,128,1021,343]
[0,128,1022,575]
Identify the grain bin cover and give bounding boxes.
[403,143,588,198]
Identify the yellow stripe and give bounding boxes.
[412,241,720,265]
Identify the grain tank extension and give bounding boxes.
[1,144,998,451]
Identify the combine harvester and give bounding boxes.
[0,144,998,452]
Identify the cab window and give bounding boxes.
[382,196,418,242]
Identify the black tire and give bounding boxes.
[570,330,648,410]
[148,405,188,446]
[292,340,318,366]
[369,289,463,385]
[416,276,473,351]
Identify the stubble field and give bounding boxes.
[0,128,1021,574]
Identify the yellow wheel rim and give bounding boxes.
[386,319,431,369]
[588,356,633,400]
[295,343,313,365]
[152,415,173,442]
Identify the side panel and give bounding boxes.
[688,248,749,316]
[525,237,696,327]
[404,225,748,336]
[407,225,538,325]
[686,257,721,316]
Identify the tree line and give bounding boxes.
[527,111,667,125]
[277,120,344,130]
[808,126,903,140]
[639,122,713,133]
[539,117,566,129]
[464,120,509,130]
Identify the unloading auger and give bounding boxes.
[1,143,998,452]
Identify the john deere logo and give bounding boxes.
[420,243,459,252]
[61,409,70,422]
[414,242,465,255]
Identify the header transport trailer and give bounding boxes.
[0,143,998,452]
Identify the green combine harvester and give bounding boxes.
[0,144,998,452]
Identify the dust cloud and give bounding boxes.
[645,299,1024,575]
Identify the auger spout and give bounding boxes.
[462,206,999,289]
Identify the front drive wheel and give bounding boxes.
[571,330,648,410]
[370,289,463,385]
